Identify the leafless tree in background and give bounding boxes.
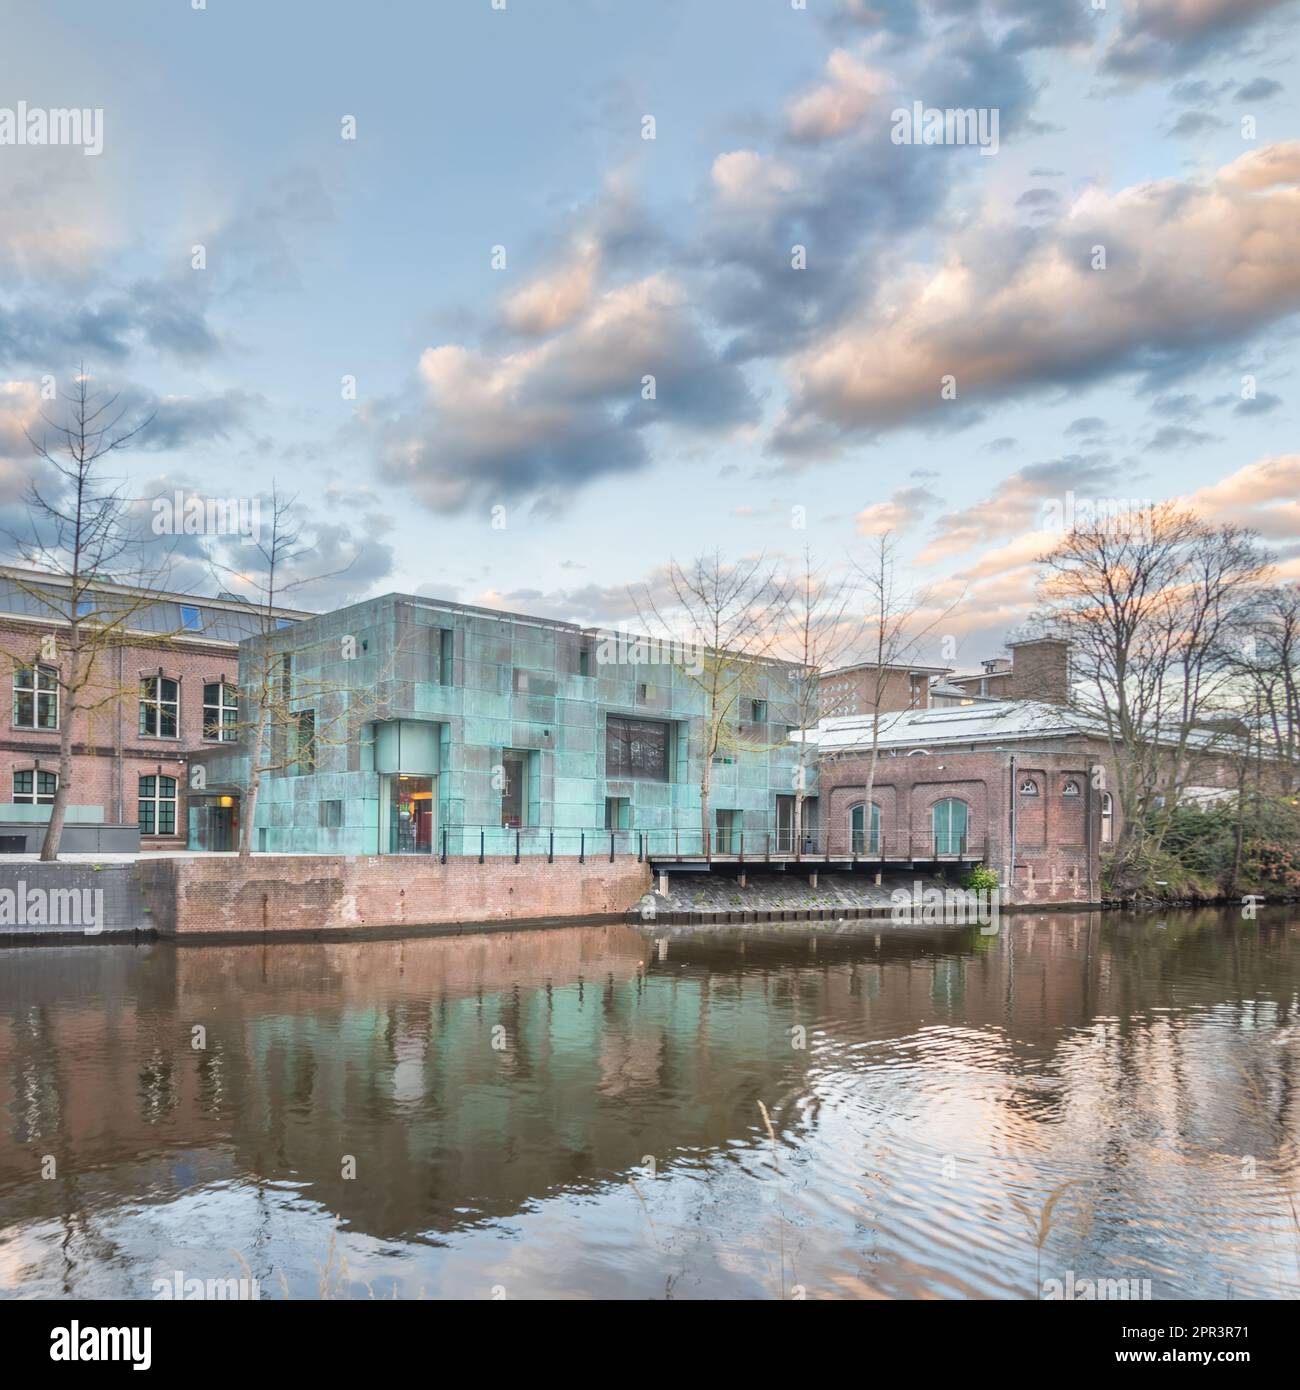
[4,373,160,859]
[848,531,953,854]
[206,486,360,859]
[1035,503,1270,886]
[777,546,855,849]
[634,551,787,855]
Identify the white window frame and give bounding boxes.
[138,774,179,836]
[13,663,59,730]
[140,676,180,739]
[12,769,58,804]
[203,681,239,742]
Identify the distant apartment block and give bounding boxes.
[817,661,951,719]
[944,637,1072,705]
[819,637,1073,721]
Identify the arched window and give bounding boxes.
[907,748,930,756]
[1062,778,1081,797]
[1019,777,1039,796]
[139,775,178,837]
[1100,791,1113,844]
[932,798,969,856]
[849,802,881,855]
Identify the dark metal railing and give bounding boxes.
[410,824,983,862]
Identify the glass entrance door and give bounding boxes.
[776,795,794,853]
[388,775,435,854]
[210,801,238,852]
[501,752,526,829]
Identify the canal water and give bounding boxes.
[1,908,1297,1300]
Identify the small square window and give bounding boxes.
[179,605,204,632]
[750,699,768,723]
[319,800,343,828]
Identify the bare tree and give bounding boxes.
[205,487,362,859]
[4,374,160,859]
[634,551,787,855]
[776,547,855,848]
[1236,583,1300,775]
[848,531,954,854]
[1034,503,1270,885]
[1221,582,1300,889]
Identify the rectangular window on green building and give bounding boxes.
[605,716,669,780]
[290,709,316,775]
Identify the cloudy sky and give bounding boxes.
[1,0,1297,666]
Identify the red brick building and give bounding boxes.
[817,660,952,718]
[0,566,309,851]
[944,636,1072,705]
[811,702,1120,904]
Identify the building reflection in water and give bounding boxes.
[0,910,1297,1299]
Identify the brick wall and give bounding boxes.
[138,853,652,937]
[1008,638,1071,704]
[1,619,241,848]
[817,748,1106,904]
[819,666,929,718]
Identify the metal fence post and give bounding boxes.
[441,826,447,865]
[580,830,585,864]
[548,828,554,864]
[479,828,485,864]
[515,830,520,865]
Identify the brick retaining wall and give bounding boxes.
[137,854,652,938]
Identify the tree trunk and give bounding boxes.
[40,637,81,861]
[700,738,712,858]
[861,714,882,856]
[239,716,266,860]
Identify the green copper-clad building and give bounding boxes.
[191,594,815,857]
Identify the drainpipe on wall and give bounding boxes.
[1085,758,1096,904]
[114,642,124,823]
[1008,752,1018,905]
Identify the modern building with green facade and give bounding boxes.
[192,593,815,856]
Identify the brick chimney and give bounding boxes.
[1008,637,1071,705]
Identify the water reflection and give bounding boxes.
[1,910,1297,1299]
